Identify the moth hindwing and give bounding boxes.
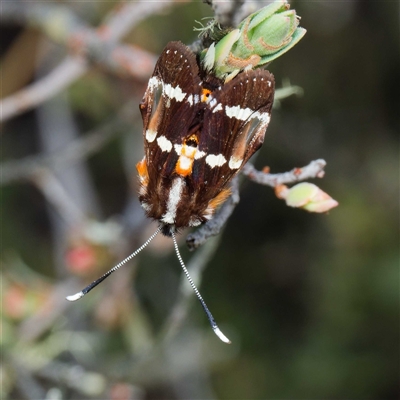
[137,41,275,234]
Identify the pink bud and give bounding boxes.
[280,182,338,213]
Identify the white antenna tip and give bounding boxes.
[66,291,84,302]
[214,327,231,344]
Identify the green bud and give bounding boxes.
[234,0,306,65]
[250,10,298,54]
[205,0,306,80]
[281,182,339,213]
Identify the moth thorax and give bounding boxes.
[174,134,204,177]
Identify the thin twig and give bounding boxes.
[1,2,171,57]
[233,0,261,27]
[186,159,326,249]
[242,159,327,187]
[0,1,174,122]
[205,0,246,27]
[1,102,135,185]
[31,169,85,227]
[1,57,87,123]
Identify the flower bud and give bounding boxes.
[204,0,306,79]
[276,182,338,213]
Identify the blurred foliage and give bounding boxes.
[1,1,398,399]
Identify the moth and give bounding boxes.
[67,41,275,343]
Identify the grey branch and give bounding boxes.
[0,1,173,122]
[204,0,246,27]
[233,1,263,27]
[186,159,326,250]
[1,58,86,123]
[1,2,172,51]
[186,176,240,251]
[1,103,135,185]
[31,169,86,227]
[242,159,327,187]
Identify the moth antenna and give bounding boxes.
[171,231,231,344]
[66,227,161,302]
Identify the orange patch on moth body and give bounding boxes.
[201,88,212,102]
[175,135,200,177]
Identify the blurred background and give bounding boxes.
[1,1,398,399]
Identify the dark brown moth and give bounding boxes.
[67,41,275,343]
[137,42,275,236]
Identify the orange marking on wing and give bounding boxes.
[146,87,164,133]
[208,188,231,211]
[136,157,149,186]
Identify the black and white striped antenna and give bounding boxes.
[171,230,231,344]
[66,225,231,343]
[66,227,161,301]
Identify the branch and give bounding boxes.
[1,57,86,124]
[31,169,85,227]
[242,159,327,187]
[186,160,326,249]
[233,1,263,27]
[1,101,135,185]
[1,2,172,54]
[186,176,240,251]
[0,1,174,122]
[204,0,246,27]
[186,160,326,251]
